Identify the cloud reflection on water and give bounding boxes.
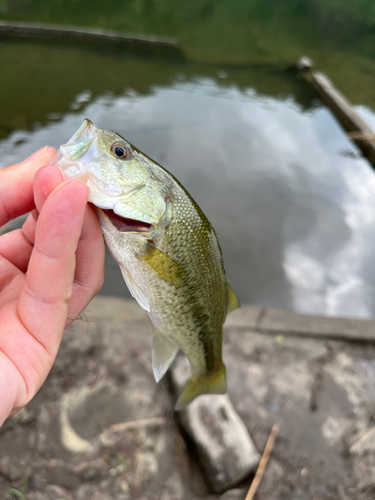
[1,78,375,318]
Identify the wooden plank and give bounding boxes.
[297,57,375,168]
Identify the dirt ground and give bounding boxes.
[1,297,375,500]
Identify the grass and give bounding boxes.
[8,474,29,500]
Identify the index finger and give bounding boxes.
[0,146,56,227]
[18,179,90,357]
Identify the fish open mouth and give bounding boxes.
[100,208,154,233]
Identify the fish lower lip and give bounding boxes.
[100,209,153,233]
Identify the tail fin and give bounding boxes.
[174,364,226,410]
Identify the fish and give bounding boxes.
[51,119,240,409]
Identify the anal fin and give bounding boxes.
[152,333,178,382]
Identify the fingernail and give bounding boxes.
[23,146,49,162]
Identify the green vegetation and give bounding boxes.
[115,453,127,474]
[311,0,375,27]
[8,490,26,500]
[8,474,29,500]
[0,0,375,123]
[1,0,374,64]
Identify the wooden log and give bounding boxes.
[0,21,177,48]
[297,57,375,168]
[170,355,260,493]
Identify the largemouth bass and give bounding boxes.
[52,119,240,409]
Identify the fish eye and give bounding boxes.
[111,142,131,160]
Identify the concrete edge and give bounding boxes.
[0,21,178,47]
[86,297,375,343]
[226,305,375,342]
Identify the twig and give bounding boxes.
[350,426,375,453]
[109,416,166,431]
[351,457,367,472]
[245,423,280,500]
[362,484,375,499]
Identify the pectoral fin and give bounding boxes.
[152,333,178,382]
[227,281,240,314]
[140,243,183,286]
[120,266,150,312]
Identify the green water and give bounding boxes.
[1,1,375,318]
[0,40,312,141]
[1,0,375,107]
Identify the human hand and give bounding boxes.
[0,146,105,426]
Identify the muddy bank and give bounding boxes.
[1,297,375,499]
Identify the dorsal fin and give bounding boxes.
[227,281,240,314]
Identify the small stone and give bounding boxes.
[297,56,314,71]
[76,484,98,500]
[44,484,73,500]
[92,491,112,500]
[26,493,50,500]
[0,457,22,482]
[29,473,46,491]
[116,494,131,500]
[73,458,105,481]
[160,472,184,500]
[220,488,247,500]
[12,407,36,426]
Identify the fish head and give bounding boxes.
[51,119,168,231]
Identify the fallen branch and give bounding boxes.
[350,426,375,454]
[245,423,280,500]
[109,416,166,431]
[348,132,375,145]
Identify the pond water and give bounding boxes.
[1,0,375,318]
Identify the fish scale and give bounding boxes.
[52,118,240,409]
